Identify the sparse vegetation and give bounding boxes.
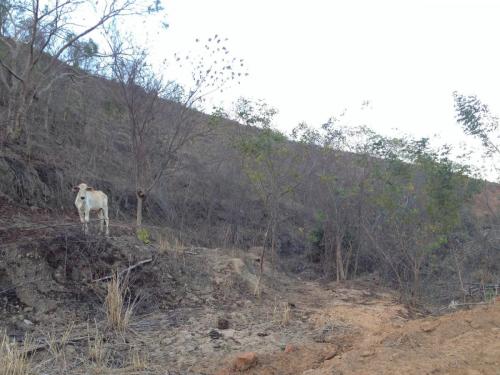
[271,299,292,326]
[129,348,148,371]
[280,303,292,326]
[44,324,74,374]
[0,332,32,375]
[87,324,108,370]
[158,234,168,253]
[1,1,500,374]
[136,227,151,244]
[104,274,136,332]
[235,98,303,295]
[0,0,161,143]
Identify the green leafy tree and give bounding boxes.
[63,35,100,72]
[235,98,301,294]
[453,92,500,180]
[293,117,479,301]
[292,120,374,280]
[453,91,499,156]
[364,135,479,302]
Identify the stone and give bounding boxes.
[222,329,236,339]
[420,321,440,333]
[470,320,481,329]
[232,352,258,371]
[284,344,296,353]
[361,350,375,357]
[323,347,338,360]
[217,317,230,330]
[209,329,222,340]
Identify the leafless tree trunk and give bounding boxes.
[343,242,353,280]
[136,190,145,227]
[335,234,345,282]
[452,246,466,300]
[255,218,272,296]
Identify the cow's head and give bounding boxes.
[73,183,93,200]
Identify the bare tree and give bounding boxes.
[110,35,246,227]
[0,0,156,143]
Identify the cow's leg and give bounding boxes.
[84,208,90,235]
[78,210,86,234]
[103,205,109,236]
[98,209,104,234]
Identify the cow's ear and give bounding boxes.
[86,187,94,191]
[72,186,79,192]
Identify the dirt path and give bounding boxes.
[202,254,500,375]
[114,251,415,375]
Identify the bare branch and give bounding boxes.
[0,57,24,82]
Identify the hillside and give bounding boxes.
[1,34,500,375]
[1,56,500,298]
[0,201,499,374]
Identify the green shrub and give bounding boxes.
[484,289,496,303]
[137,228,150,244]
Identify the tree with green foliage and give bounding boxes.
[453,92,500,180]
[292,120,374,281]
[63,35,100,72]
[293,115,480,301]
[453,91,499,156]
[364,135,479,302]
[235,98,301,294]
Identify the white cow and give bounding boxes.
[73,183,109,236]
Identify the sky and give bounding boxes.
[125,0,500,177]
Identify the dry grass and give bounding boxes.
[158,231,190,274]
[281,303,291,326]
[158,230,184,255]
[87,323,108,369]
[271,299,292,326]
[158,233,169,253]
[104,273,137,332]
[254,279,262,297]
[129,348,148,371]
[44,323,73,373]
[0,332,32,375]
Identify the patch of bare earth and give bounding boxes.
[306,302,500,375]
[223,282,500,375]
